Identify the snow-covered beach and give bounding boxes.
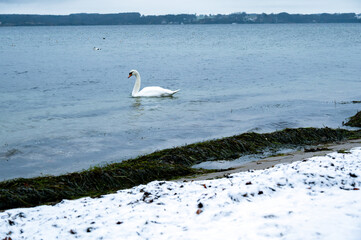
[1,147,361,240]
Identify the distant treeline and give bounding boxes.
[0,12,360,26]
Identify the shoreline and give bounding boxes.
[1,146,360,239]
[177,139,361,181]
[1,127,360,210]
[1,12,360,27]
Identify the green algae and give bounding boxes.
[337,149,352,154]
[1,127,360,210]
[304,147,331,153]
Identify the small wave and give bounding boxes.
[14,71,28,75]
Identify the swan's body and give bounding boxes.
[128,70,180,97]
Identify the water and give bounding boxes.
[193,148,299,170]
[0,24,360,181]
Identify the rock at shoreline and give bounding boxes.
[344,111,361,127]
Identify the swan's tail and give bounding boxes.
[171,89,180,95]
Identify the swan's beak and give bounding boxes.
[128,73,132,78]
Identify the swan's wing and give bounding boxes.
[136,87,179,97]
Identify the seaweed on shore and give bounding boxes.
[1,127,360,211]
[344,111,361,127]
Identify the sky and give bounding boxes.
[0,0,360,15]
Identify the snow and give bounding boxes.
[1,148,361,240]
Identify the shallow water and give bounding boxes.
[192,148,298,170]
[0,24,360,180]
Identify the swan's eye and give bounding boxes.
[129,72,132,75]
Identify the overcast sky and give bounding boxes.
[0,0,360,15]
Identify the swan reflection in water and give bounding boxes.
[130,97,167,112]
[131,98,143,111]
[129,95,178,119]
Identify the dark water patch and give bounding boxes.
[0,127,360,210]
[0,149,22,159]
[338,101,361,105]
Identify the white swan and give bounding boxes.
[128,70,180,97]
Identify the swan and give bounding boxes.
[128,70,180,97]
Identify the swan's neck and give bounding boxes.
[132,73,141,96]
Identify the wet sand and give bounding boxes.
[178,139,361,181]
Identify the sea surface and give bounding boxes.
[0,24,360,181]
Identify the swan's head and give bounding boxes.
[128,70,138,78]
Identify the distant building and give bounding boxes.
[244,14,257,22]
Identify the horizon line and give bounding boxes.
[1,11,360,16]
